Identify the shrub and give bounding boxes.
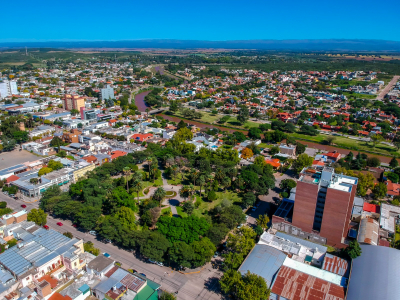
[281,192,289,198]
[208,190,217,201]
[0,202,7,209]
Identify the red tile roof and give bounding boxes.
[38,275,58,289]
[6,175,20,183]
[363,203,380,213]
[387,180,400,196]
[271,265,345,300]
[48,293,72,300]
[111,150,128,160]
[312,160,325,166]
[326,152,340,158]
[265,158,280,168]
[82,155,97,163]
[131,133,153,142]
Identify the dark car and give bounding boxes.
[139,273,146,277]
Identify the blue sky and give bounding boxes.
[2,0,400,42]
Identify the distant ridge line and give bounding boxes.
[1,39,400,51]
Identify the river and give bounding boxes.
[134,90,152,112]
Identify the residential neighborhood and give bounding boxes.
[1,51,400,300]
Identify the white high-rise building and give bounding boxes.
[101,85,114,100]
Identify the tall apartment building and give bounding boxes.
[100,85,114,100]
[63,94,85,111]
[273,166,358,247]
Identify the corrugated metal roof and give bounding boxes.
[271,265,345,300]
[322,253,349,277]
[238,244,286,286]
[357,218,379,245]
[347,245,400,300]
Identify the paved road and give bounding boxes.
[377,75,400,100]
[0,193,223,300]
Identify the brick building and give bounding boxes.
[62,95,85,112]
[273,166,358,247]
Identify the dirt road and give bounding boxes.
[377,75,399,100]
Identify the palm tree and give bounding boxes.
[215,169,225,183]
[179,185,189,201]
[132,180,144,203]
[153,187,166,206]
[188,184,195,202]
[222,177,231,191]
[171,165,178,180]
[198,175,205,196]
[123,166,131,192]
[190,169,200,186]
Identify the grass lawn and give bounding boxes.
[176,206,188,218]
[161,207,171,215]
[172,111,260,130]
[290,132,399,156]
[342,92,376,100]
[167,173,184,185]
[257,143,273,148]
[191,190,242,217]
[137,181,155,197]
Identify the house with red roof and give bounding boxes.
[265,158,281,169]
[326,151,341,162]
[110,150,128,161]
[386,180,400,197]
[363,202,380,213]
[131,133,153,142]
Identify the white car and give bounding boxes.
[89,231,97,236]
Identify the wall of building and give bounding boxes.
[73,164,95,182]
[292,181,319,233]
[320,188,352,247]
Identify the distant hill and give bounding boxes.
[2,39,400,51]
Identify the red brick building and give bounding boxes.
[274,166,358,248]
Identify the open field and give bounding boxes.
[0,150,42,169]
[290,132,399,157]
[172,111,260,129]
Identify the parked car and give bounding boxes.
[56,222,63,226]
[105,239,112,244]
[139,273,146,277]
[156,262,164,267]
[103,253,111,258]
[72,224,77,228]
[21,204,27,208]
[89,231,97,236]
[43,225,49,230]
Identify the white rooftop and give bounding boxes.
[283,256,344,286]
[329,175,356,192]
[380,203,400,233]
